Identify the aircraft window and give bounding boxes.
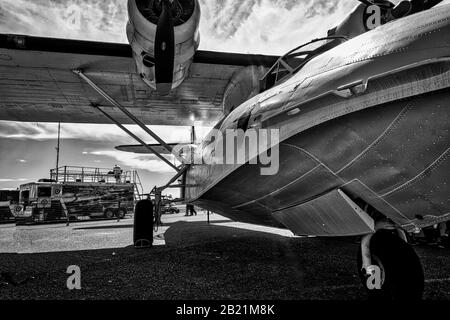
[141,52,155,68]
[237,113,251,131]
[260,36,348,92]
[37,187,52,198]
[213,117,226,131]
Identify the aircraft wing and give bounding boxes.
[0,34,277,126]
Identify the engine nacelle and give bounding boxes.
[127,0,201,93]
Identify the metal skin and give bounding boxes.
[127,0,201,91]
[184,4,450,237]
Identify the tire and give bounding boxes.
[104,209,115,219]
[357,230,424,300]
[117,208,126,219]
[133,200,153,248]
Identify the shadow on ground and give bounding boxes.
[73,220,231,231]
[0,221,449,300]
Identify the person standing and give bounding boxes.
[113,165,123,183]
[186,204,197,216]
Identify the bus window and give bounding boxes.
[0,191,7,202]
[37,187,52,198]
[7,191,19,203]
[21,190,30,203]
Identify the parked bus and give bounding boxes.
[0,189,20,221]
[17,166,143,223]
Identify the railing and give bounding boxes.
[50,166,138,185]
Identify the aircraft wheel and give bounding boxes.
[133,200,153,248]
[357,230,424,300]
[104,209,115,219]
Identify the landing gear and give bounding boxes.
[357,230,424,300]
[133,199,154,249]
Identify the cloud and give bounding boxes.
[0,178,29,182]
[0,121,132,142]
[0,121,198,144]
[204,0,262,39]
[305,0,339,18]
[0,0,128,43]
[0,0,356,55]
[0,0,358,177]
[89,150,178,173]
[199,0,355,54]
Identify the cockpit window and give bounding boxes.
[237,112,251,131]
[260,36,348,92]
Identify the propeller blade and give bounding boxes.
[357,0,394,9]
[154,0,175,95]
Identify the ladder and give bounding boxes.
[133,171,145,201]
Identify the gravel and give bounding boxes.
[0,220,449,300]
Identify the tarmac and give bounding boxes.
[0,211,449,300]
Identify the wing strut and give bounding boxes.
[72,69,189,172]
[72,69,188,166]
[93,105,180,172]
[72,70,194,222]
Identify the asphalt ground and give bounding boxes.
[0,212,449,300]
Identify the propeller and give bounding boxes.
[154,0,175,95]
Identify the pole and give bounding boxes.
[55,122,61,181]
[191,126,196,144]
[190,126,196,165]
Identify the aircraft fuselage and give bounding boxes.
[184,4,450,237]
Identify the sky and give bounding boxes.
[0,0,358,196]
